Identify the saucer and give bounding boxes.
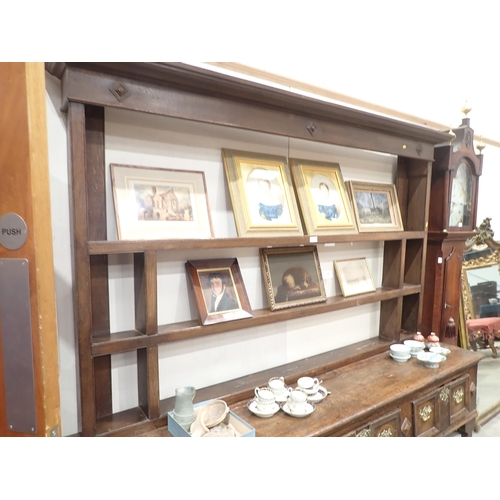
[390,352,411,363]
[247,400,280,418]
[282,402,315,418]
[305,386,328,403]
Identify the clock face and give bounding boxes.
[448,161,472,228]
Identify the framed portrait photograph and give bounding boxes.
[260,246,327,311]
[185,258,253,326]
[110,163,214,240]
[346,181,404,233]
[289,158,358,236]
[222,149,303,237]
[334,258,376,297]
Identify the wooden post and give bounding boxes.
[0,62,61,436]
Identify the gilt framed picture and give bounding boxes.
[260,246,327,311]
[289,158,357,236]
[185,258,253,326]
[346,181,403,233]
[334,258,376,297]
[222,149,303,237]
[110,163,214,240]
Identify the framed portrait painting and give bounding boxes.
[334,258,376,297]
[110,164,214,240]
[289,158,357,236]
[346,181,404,233]
[260,246,327,311]
[185,258,253,326]
[222,149,303,237]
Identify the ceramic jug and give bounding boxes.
[173,386,196,429]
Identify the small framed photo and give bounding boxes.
[289,158,357,236]
[260,246,327,311]
[334,258,376,297]
[110,163,214,240]
[222,149,304,237]
[185,258,253,326]
[346,181,403,233]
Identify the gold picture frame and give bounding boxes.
[260,246,327,311]
[222,149,303,237]
[346,181,403,233]
[185,258,253,326]
[110,163,214,240]
[289,158,357,236]
[334,258,376,297]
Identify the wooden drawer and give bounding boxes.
[448,374,471,425]
[413,373,471,436]
[344,408,401,437]
[413,390,440,437]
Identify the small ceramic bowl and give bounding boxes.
[390,344,411,359]
[404,339,426,357]
[417,351,445,369]
[429,346,451,359]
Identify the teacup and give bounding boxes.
[254,387,275,412]
[268,376,286,397]
[297,376,322,395]
[287,389,307,413]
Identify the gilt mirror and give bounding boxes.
[461,218,500,430]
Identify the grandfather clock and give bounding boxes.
[422,107,484,346]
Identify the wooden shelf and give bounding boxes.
[91,285,421,356]
[95,336,398,436]
[49,62,450,436]
[88,231,425,255]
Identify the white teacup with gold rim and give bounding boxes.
[268,376,286,397]
[297,376,322,395]
[287,389,307,413]
[254,387,275,412]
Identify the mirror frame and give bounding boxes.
[461,218,500,431]
[461,248,500,321]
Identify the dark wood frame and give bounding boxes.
[185,258,253,325]
[260,245,327,311]
[46,62,452,437]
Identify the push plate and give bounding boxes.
[0,259,37,434]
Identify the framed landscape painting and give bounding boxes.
[334,258,376,297]
[346,181,404,233]
[289,158,357,236]
[185,258,253,326]
[260,246,327,311]
[110,163,214,240]
[222,149,303,237]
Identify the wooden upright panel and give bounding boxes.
[0,63,61,436]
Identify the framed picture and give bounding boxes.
[110,163,214,240]
[334,258,376,297]
[185,258,253,326]
[222,149,303,237]
[260,246,327,311]
[289,158,357,236]
[346,181,404,233]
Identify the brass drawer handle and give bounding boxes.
[356,429,371,437]
[378,428,394,437]
[440,388,450,402]
[453,388,464,404]
[419,404,433,422]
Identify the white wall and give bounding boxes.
[45,66,500,436]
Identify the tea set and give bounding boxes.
[389,332,451,369]
[248,376,330,418]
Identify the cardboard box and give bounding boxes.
[168,399,255,437]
